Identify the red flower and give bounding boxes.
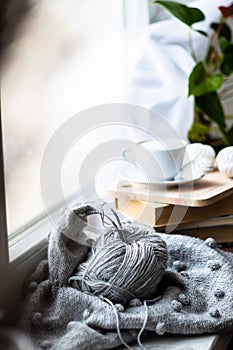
[219,3,233,19]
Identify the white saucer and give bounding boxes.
[119,165,203,187]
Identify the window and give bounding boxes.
[0,0,149,311]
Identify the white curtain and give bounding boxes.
[126,0,233,140]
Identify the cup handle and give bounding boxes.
[122,148,135,162]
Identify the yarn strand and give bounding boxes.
[137,300,148,350]
[82,203,127,243]
[102,297,134,350]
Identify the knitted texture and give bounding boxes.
[17,204,233,350]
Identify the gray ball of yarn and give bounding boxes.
[69,233,168,306]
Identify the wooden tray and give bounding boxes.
[109,170,233,207]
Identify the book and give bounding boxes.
[115,193,233,228]
[168,215,233,230]
[116,198,233,252]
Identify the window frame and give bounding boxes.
[0,111,9,276]
[0,111,48,313]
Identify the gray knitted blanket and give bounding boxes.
[18,204,233,350]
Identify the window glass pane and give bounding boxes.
[1,0,148,234]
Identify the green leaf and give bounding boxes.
[220,43,233,75]
[188,123,210,142]
[188,62,223,96]
[195,29,208,37]
[223,122,233,146]
[195,92,226,129]
[190,75,223,96]
[211,22,231,41]
[153,1,205,27]
[226,123,233,142]
[188,62,205,96]
[219,36,230,51]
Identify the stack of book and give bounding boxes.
[111,170,233,252]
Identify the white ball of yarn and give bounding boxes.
[216,146,233,178]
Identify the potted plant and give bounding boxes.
[153,1,233,149]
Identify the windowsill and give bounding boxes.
[9,213,51,265]
[118,332,232,350]
[2,205,58,314]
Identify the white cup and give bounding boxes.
[122,138,187,181]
